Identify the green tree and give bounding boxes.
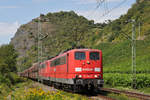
[0,44,18,74]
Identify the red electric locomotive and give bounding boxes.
[20,49,104,92]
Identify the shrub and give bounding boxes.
[104,73,150,89]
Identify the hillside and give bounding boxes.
[11,11,98,71]
[11,0,150,72]
[94,39,150,73]
[93,0,150,44]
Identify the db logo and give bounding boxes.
[82,68,93,71]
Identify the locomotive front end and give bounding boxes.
[71,49,104,91]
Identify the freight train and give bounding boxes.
[20,49,104,92]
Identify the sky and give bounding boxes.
[0,0,136,45]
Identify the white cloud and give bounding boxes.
[76,5,131,23]
[0,22,20,45]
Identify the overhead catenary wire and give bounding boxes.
[96,0,106,9]
[100,0,128,18]
[85,0,106,18]
[85,0,128,23]
[103,0,109,16]
[96,0,137,89]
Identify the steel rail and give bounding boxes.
[101,88,150,100]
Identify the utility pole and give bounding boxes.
[117,19,137,89]
[37,15,49,83]
[132,19,136,89]
[38,16,42,83]
[139,22,141,40]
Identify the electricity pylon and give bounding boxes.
[37,15,48,83]
[132,19,136,89]
[38,16,42,83]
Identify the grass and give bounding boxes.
[0,78,30,100]
[1,79,142,100]
[1,77,147,100]
[108,93,138,100]
[139,87,150,94]
[0,76,28,100]
[3,80,89,100]
[0,84,12,99]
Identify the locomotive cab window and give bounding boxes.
[90,52,100,60]
[75,52,85,60]
[50,56,66,67]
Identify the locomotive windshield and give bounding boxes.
[75,52,85,60]
[90,52,100,60]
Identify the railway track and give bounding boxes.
[101,88,150,100]
[34,81,150,100]
[80,93,115,100]
[89,95,115,100]
[37,81,114,100]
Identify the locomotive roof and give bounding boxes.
[71,49,101,51]
[64,48,101,53]
[48,49,101,61]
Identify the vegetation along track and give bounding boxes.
[89,95,115,100]
[101,88,150,100]
[80,91,115,100]
[32,81,149,100]
[38,81,115,100]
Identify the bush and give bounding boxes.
[104,73,150,89]
[11,88,88,100]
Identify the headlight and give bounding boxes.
[76,75,82,78]
[94,75,98,78]
[75,67,82,72]
[95,68,100,72]
[79,75,82,78]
